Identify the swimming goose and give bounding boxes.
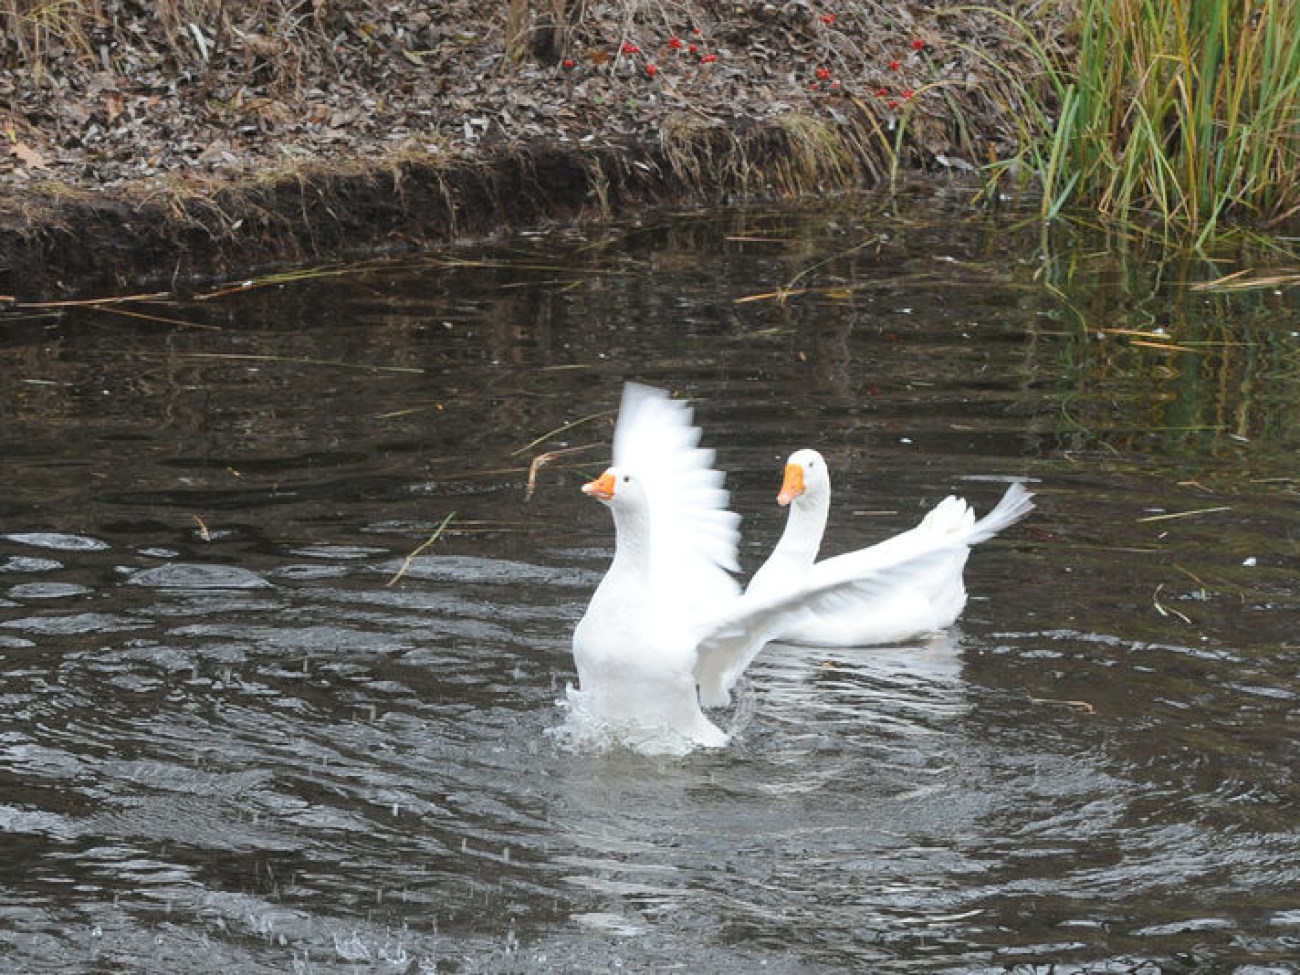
[747,448,1034,647]
[571,384,995,748]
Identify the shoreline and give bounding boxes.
[1,2,1055,299]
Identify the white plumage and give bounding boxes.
[747,448,1034,646]
[570,384,1033,749]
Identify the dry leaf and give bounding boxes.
[105,90,125,123]
[10,142,48,169]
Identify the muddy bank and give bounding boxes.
[1,1,1067,299]
[1,143,637,296]
[0,126,866,298]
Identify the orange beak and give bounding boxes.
[582,469,617,502]
[776,462,805,506]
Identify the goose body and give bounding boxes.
[747,449,1034,647]
[570,382,742,747]
[572,385,989,749]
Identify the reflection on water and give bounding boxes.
[1,201,1298,971]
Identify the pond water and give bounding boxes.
[1,197,1298,973]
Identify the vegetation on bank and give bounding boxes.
[2,0,1298,269]
[1024,0,1300,244]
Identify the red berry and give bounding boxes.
[815,66,831,80]
[911,38,926,50]
[820,13,836,25]
[621,41,640,55]
[887,99,899,109]
[562,58,575,69]
[688,43,698,54]
[646,63,657,77]
[889,59,901,71]
[668,36,684,49]
[700,53,717,63]
[901,87,914,99]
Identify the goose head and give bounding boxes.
[777,449,830,508]
[582,466,650,511]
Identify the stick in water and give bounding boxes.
[386,511,456,587]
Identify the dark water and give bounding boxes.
[2,199,1298,972]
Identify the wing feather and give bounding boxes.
[611,382,742,575]
[693,540,973,707]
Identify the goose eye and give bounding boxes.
[621,474,631,483]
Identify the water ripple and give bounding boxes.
[2,207,1298,971]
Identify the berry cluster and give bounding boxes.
[561,26,720,79]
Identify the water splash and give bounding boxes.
[546,685,748,758]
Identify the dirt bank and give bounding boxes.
[0,1,1068,299]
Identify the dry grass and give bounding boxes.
[2,0,104,65]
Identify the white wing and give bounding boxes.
[693,538,977,707]
[814,481,1035,578]
[612,382,742,576]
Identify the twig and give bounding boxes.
[145,352,423,374]
[1172,563,1209,596]
[1190,269,1300,292]
[510,412,609,456]
[385,511,456,587]
[1189,268,1252,291]
[1137,505,1231,523]
[525,444,599,501]
[734,287,810,304]
[16,291,171,308]
[1129,339,1198,353]
[1028,695,1096,714]
[192,514,211,542]
[1152,583,1193,624]
[94,305,223,331]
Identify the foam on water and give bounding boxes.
[547,686,708,758]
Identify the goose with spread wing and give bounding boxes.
[747,448,1034,647]
[570,384,1001,748]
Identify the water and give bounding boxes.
[2,199,1298,972]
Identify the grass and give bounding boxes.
[996,0,1300,244]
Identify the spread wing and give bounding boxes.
[694,484,1034,705]
[612,381,742,577]
[693,540,973,707]
[815,481,1035,579]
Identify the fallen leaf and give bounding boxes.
[105,90,125,123]
[10,142,48,169]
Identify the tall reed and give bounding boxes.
[1045,0,1300,243]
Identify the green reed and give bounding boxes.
[1044,0,1300,243]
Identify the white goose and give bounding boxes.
[571,384,1007,749]
[747,448,1034,647]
